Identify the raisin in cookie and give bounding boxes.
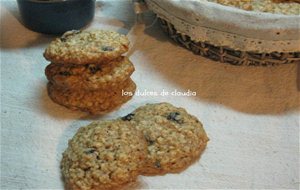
[121,102,209,175]
[61,120,148,190]
[45,57,134,90]
[44,30,129,64]
[47,79,136,114]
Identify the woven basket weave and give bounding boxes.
[158,18,300,66]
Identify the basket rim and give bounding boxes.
[145,0,300,53]
[145,0,300,41]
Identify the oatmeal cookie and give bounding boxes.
[121,102,209,175]
[44,30,129,64]
[208,0,300,15]
[61,120,148,190]
[45,57,135,90]
[47,79,136,114]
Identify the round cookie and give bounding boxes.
[121,102,209,175]
[47,79,136,114]
[61,120,148,190]
[45,57,135,90]
[44,30,129,64]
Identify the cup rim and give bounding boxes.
[18,0,89,3]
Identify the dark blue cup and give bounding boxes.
[17,0,95,34]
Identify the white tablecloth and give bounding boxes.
[1,0,299,189]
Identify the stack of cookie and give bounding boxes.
[44,30,136,114]
[61,103,209,190]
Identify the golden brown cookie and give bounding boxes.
[208,0,300,14]
[47,79,136,114]
[44,30,129,64]
[45,57,135,90]
[61,120,148,190]
[121,102,209,175]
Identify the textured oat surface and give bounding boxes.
[45,57,135,90]
[61,120,147,190]
[122,103,209,175]
[1,1,299,189]
[207,0,300,15]
[44,30,129,64]
[47,79,136,115]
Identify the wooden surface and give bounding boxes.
[1,0,299,189]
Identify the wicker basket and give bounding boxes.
[158,18,300,66]
[143,0,300,66]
